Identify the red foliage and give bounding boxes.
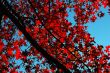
[0,0,110,73]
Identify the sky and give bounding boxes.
[87,9,110,47]
[67,7,110,47]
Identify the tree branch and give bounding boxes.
[0,2,71,73]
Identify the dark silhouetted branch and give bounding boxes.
[0,2,71,73]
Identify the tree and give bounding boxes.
[0,0,110,73]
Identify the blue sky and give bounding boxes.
[87,8,110,47]
[67,7,110,47]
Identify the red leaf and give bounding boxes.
[105,45,110,55]
[79,0,84,2]
[43,69,50,73]
[15,47,21,60]
[35,20,41,25]
[102,0,108,8]
[90,15,97,22]
[60,38,64,43]
[7,48,13,56]
[0,40,4,53]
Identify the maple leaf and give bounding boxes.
[7,48,13,56]
[90,15,97,22]
[15,46,21,60]
[69,47,74,52]
[79,0,84,2]
[43,69,50,73]
[105,45,110,55]
[102,0,108,8]
[60,38,65,43]
[35,20,41,25]
[18,30,22,36]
